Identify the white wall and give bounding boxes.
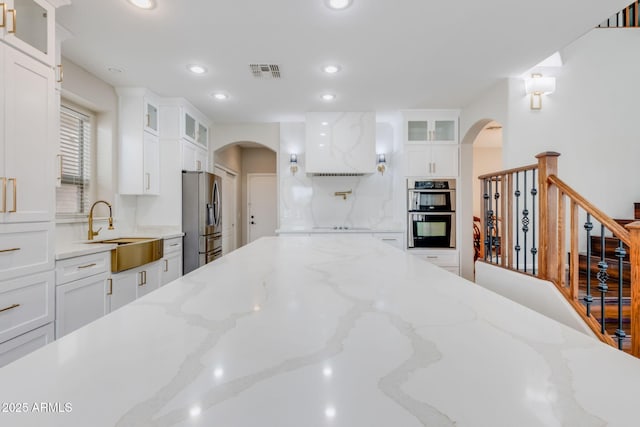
[279,122,403,231]
[459,79,509,280]
[503,30,640,220]
[56,58,137,245]
[211,123,280,153]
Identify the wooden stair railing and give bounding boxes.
[478,152,640,357]
[598,1,640,28]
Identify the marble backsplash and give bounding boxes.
[279,123,404,231]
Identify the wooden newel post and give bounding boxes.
[625,221,640,357]
[536,152,561,283]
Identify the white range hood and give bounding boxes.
[305,112,376,175]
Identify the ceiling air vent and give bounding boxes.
[311,173,366,177]
[250,64,281,79]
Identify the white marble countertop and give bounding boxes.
[276,227,404,234]
[55,230,185,260]
[2,236,640,426]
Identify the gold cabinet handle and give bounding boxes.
[8,178,16,212]
[138,270,147,286]
[0,3,6,28]
[0,303,20,313]
[0,177,5,213]
[56,154,63,185]
[107,278,113,295]
[169,243,179,247]
[77,263,97,269]
[57,64,63,83]
[146,113,150,128]
[145,173,150,190]
[196,160,201,171]
[7,8,15,34]
[0,247,20,253]
[164,259,168,272]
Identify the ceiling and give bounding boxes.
[57,0,629,123]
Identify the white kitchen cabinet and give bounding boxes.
[116,87,161,195]
[0,0,55,66]
[0,270,54,344]
[143,132,160,194]
[54,251,110,338]
[410,249,459,275]
[0,222,54,281]
[108,261,161,311]
[55,272,108,338]
[403,110,458,144]
[135,261,161,299]
[1,42,56,223]
[0,322,53,368]
[373,232,404,250]
[161,237,182,286]
[181,108,208,149]
[405,144,458,177]
[305,112,376,175]
[181,140,208,172]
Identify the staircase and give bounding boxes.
[575,203,640,352]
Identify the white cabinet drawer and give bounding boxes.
[0,222,54,281]
[0,323,54,368]
[373,233,404,250]
[55,252,110,285]
[163,237,183,254]
[412,250,459,267]
[0,271,55,344]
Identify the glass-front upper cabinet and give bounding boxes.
[197,123,208,147]
[404,111,459,144]
[2,0,55,65]
[144,99,159,135]
[183,112,197,142]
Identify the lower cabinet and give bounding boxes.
[161,236,183,286]
[109,261,161,311]
[55,273,109,338]
[410,249,460,275]
[0,323,54,368]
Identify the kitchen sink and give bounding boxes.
[89,237,163,272]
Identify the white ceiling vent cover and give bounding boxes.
[250,64,281,79]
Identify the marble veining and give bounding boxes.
[1,236,640,426]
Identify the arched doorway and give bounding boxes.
[213,141,277,250]
[459,119,504,280]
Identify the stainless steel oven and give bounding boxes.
[408,212,456,248]
[407,179,455,212]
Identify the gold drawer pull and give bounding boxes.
[0,303,20,313]
[57,64,63,83]
[7,8,15,34]
[107,278,113,296]
[8,178,16,212]
[169,243,179,247]
[77,263,97,269]
[0,3,5,28]
[0,247,20,253]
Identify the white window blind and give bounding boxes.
[56,105,92,216]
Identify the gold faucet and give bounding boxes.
[334,190,352,200]
[88,200,114,240]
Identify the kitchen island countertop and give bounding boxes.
[1,236,639,426]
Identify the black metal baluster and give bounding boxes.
[530,169,538,275]
[615,239,627,350]
[515,172,521,270]
[522,171,529,273]
[485,178,494,262]
[584,214,593,317]
[483,178,489,261]
[494,178,500,264]
[597,225,609,335]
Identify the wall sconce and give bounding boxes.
[376,153,386,175]
[524,73,556,110]
[289,153,298,175]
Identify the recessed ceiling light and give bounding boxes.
[107,66,124,74]
[321,121,329,126]
[128,0,155,9]
[187,64,207,74]
[211,92,229,100]
[323,64,341,74]
[325,0,352,10]
[321,93,336,101]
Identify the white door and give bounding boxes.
[214,166,238,254]
[247,174,277,243]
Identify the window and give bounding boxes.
[56,105,92,216]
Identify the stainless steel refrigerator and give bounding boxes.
[182,171,222,274]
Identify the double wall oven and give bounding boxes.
[407,179,456,248]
